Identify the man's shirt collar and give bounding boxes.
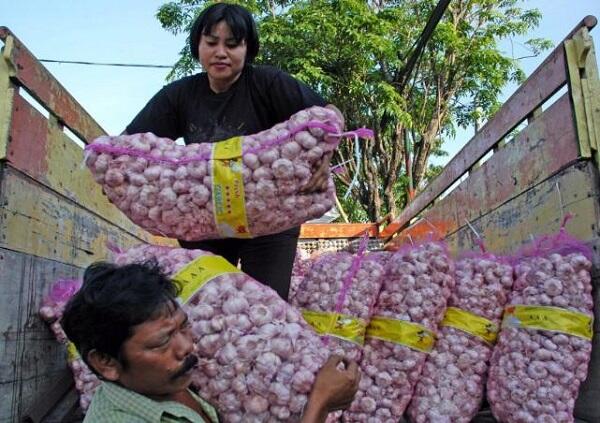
[87,381,213,423]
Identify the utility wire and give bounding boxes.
[395,0,453,93]
[39,59,172,69]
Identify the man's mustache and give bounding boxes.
[171,354,198,380]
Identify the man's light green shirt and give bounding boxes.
[83,382,219,423]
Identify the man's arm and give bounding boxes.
[300,355,361,423]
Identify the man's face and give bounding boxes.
[116,305,198,399]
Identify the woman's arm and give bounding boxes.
[125,83,182,139]
[300,355,361,423]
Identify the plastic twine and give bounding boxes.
[85,121,373,166]
[465,219,486,253]
[320,231,370,347]
[343,132,363,200]
[334,231,370,314]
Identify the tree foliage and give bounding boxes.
[157,0,549,222]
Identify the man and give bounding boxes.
[62,261,360,422]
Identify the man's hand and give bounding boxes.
[300,104,345,194]
[301,355,361,422]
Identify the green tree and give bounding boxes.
[157,0,550,222]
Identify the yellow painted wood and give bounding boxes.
[0,35,16,160]
[577,31,600,167]
[0,166,163,267]
[566,38,591,159]
[443,161,600,258]
[386,94,580,251]
[43,115,174,246]
[565,26,600,166]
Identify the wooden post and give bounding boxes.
[566,21,600,169]
[0,33,16,160]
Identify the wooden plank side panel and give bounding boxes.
[387,94,580,249]
[381,40,569,239]
[8,92,50,176]
[0,248,79,423]
[300,223,378,239]
[0,27,104,143]
[385,218,454,250]
[442,161,599,258]
[7,98,174,245]
[0,166,150,267]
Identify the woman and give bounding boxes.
[126,3,342,300]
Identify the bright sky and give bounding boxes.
[2,1,600,164]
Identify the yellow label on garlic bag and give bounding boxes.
[173,255,241,303]
[302,310,367,346]
[67,341,80,362]
[502,304,593,340]
[366,316,435,353]
[441,307,499,344]
[212,136,251,238]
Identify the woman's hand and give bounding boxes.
[300,104,344,194]
[300,355,361,423]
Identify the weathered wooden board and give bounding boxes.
[0,34,15,160]
[0,27,104,144]
[381,34,570,238]
[441,161,600,259]
[382,17,598,241]
[565,24,600,165]
[0,247,79,423]
[7,94,173,246]
[0,165,151,267]
[386,94,580,249]
[300,223,378,239]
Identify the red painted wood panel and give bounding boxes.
[8,93,49,179]
[300,223,378,239]
[385,218,454,251]
[0,27,105,143]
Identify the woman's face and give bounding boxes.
[198,21,248,93]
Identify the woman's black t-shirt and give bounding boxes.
[126,65,326,143]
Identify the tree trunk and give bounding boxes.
[382,124,404,218]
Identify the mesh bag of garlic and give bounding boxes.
[342,240,455,422]
[487,226,594,423]
[85,106,372,241]
[41,244,341,421]
[407,250,514,422]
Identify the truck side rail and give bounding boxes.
[381,16,599,244]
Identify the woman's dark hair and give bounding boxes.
[61,261,180,374]
[189,3,259,63]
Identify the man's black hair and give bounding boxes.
[61,261,180,374]
[189,3,260,63]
